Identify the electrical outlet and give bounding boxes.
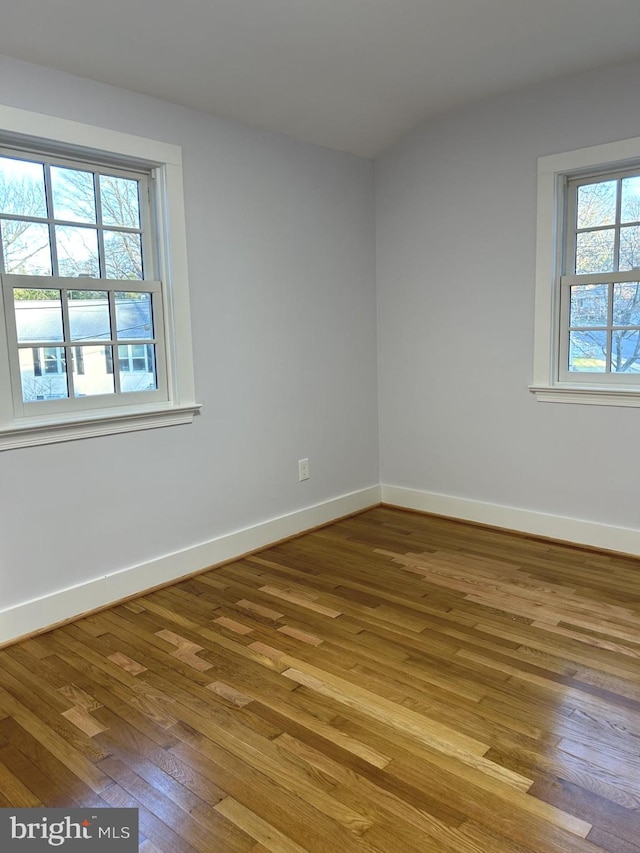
[298,458,310,481]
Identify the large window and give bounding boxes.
[1,150,165,412]
[531,135,640,407]
[0,104,198,448]
[562,170,640,378]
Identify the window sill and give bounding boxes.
[529,384,640,407]
[0,402,201,450]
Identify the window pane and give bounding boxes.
[2,220,52,275]
[613,282,640,326]
[115,292,153,339]
[621,176,640,224]
[612,330,640,373]
[19,346,68,401]
[568,330,607,372]
[0,157,47,218]
[99,175,140,228]
[104,230,143,279]
[576,180,617,229]
[50,166,96,224]
[575,229,615,274]
[619,225,640,272]
[120,344,156,393]
[14,290,63,343]
[68,290,111,341]
[56,225,100,277]
[569,284,608,327]
[72,345,115,396]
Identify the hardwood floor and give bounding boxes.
[1,505,640,852]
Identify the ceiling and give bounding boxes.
[1,0,639,158]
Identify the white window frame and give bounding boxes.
[0,104,199,449]
[531,134,640,407]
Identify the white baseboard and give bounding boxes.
[0,485,381,647]
[381,484,640,557]
[6,482,637,648]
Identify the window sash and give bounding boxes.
[558,273,640,383]
[2,274,167,415]
[0,146,153,282]
[565,168,640,277]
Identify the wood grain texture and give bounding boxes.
[1,506,639,851]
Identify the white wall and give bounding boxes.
[376,61,640,542]
[0,55,379,633]
[6,52,640,643]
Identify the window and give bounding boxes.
[531,135,640,407]
[2,152,165,411]
[0,104,198,448]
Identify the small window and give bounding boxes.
[0,103,199,448]
[531,135,640,407]
[561,170,640,379]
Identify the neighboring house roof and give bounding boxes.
[15,298,152,344]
